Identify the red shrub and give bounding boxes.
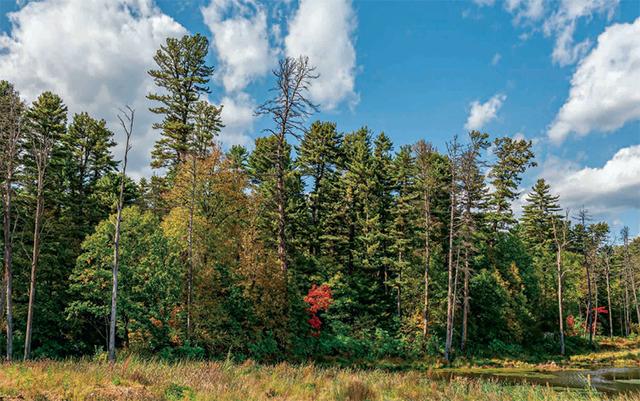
[304,284,332,336]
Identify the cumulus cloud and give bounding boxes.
[219,93,255,146]
[0,0,187,179]
[548,18,640,143]
[464,93,506,131]
[543,0,618,66]
[201,0,276,93]
[285,0,358,110]
[474,0,618,66]
[542,145,640,213]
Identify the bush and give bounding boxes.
[248,332,280,362]
[159,342,205,361]
[486,339,524,358]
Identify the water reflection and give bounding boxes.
[437,367,640,394]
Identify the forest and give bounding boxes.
[0,33,639,369]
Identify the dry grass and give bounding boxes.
[1,358,639,401]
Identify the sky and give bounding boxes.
[0,0,639,238]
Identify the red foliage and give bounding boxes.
[304,284,333,313]
[304,284,332,336]
[594,306,608,315]
[308,315,322,330]
[567,315,575,329]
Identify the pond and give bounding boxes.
[437,367,640,394]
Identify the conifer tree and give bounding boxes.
[487,137,536,233]
[459,131,489,352]
[389,145,417,317]
[414,140,445,336]
[147,34,214,172]
[0,81,24,360]
[296,121,342,255]
[23,92,67,360]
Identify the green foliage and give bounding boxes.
[66,206,181,354]
[147,34,214,171]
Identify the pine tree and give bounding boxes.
[487,137,536,233]
[296,121,342,256]
[23,91,68,360]
[147,34,214,171]
[444,135,462,362]
[414,140,446,336]
[521,178,561,329]
[522,179,561,251]
[458,131,489,352]
[62,112,117,239]
[389,145,418,318]
[0,81,24,360]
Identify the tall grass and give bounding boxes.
[0,357,638,401]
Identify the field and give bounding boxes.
[0,357,639,401]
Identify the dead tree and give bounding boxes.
[108,106,134,363]
[256,56,318,276]
[414,140,438,337]
[444,136,461,362]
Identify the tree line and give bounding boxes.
[1,33,638,363]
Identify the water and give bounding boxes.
[438,367,640,394]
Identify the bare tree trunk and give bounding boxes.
[605,255,613,337]
[108,107,134,363]
[396,250,402,317]
[461,249,470,353]
[444,175,456,362]
[585,260,594,344]
[626,237,640,328]
[186,152,196,338]
[624,272,631,336]
[3,167,14,360]
[422,192,431,337]
[556,247,565,355]
[275,139,288,275]
[552,215,568,356]
[24,168,45,360]
[594,275,599,337]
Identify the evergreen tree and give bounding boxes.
[521,178,561,330]
[389,145,418,318]
[22,92,68,360]
[487,137,536,232]
[0,81,24,360]
[458,131,489,352]
[147,34,214,171]
[296,121,342,256]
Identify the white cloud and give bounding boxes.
[201,0,276,93]
[285,0,358,110]
[543,0,617,66]
[475,0,619,66]
[542,145,640,213]
[473,0,496,6]
[548,18,640,143]
[505,0,545,22]
[219,92,255,146]
[464,93,506,130]
[0,0,187,179]
[491,53,502,66]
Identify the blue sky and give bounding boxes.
[1,0,639,237]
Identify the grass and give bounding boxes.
[0,358,639,401]
[2,337,640,400]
